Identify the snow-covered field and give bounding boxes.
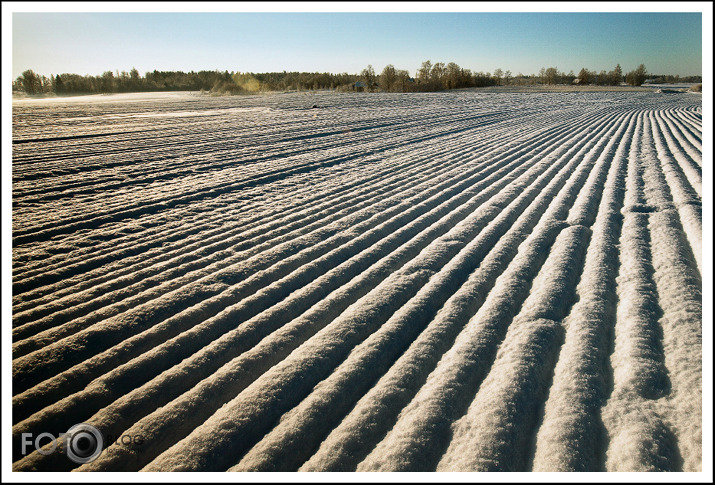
[10,90,703,472]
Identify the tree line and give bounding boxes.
[575,64,650,86]
[357,62,698,91]
[12,68,366,96]
[535,64,698,87]
[13,62,702,96]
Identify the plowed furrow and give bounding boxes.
[10,91,701,473]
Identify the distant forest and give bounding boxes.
[13,61,702,96]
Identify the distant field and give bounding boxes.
[11,90,702,472]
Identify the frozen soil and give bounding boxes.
[11,90,702,472]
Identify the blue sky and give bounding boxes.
[10,8,706,79]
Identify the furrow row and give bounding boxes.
[10,92,702,472]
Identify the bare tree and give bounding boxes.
[40,75,52,93]
[504,70,512,85]
[417,60,432,89]
[20,69,41,94]
[544,67,559,85]
[445,62,462,90]
[380,64,397,92]
[626,64,647,86]
[493,68,504,86]
[430,62,445,89]
[396,69,411,92]
[360,65,376,92]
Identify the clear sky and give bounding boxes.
[9,5,707,79]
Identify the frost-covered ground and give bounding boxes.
[11,90,703,472]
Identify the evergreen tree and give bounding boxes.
[610,64,623,85]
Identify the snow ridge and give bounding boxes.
[11,91,702,472]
